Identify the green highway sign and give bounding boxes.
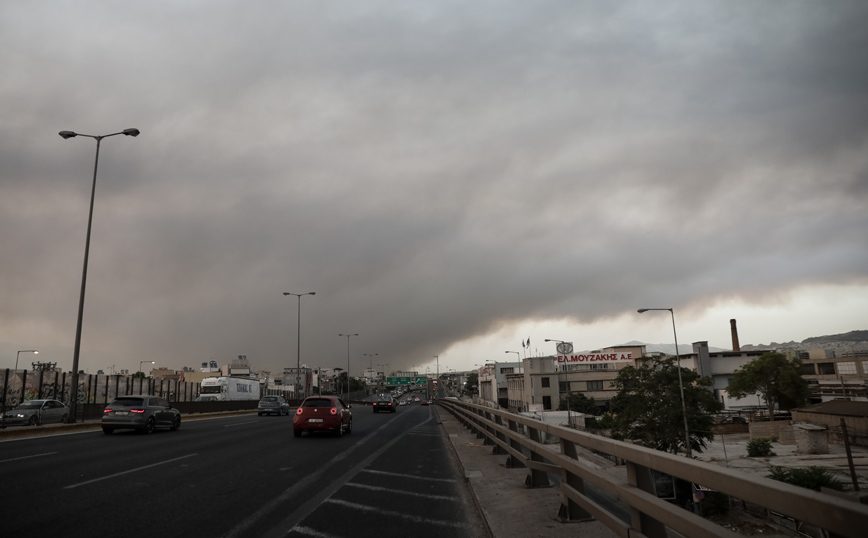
[386,376,428,386]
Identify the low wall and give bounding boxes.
[749,420,793,441]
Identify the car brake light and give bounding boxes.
[296,408,303,415]
[130,409,145,413]
[330,408,337,415]
[103,409,112,413]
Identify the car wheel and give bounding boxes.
[258,412,263,416]
[60,414,68,423]
[336,423,344,437]
[293,429,302,437]
[170,415,181,431]
[143,417,155,434]
[347,419,352,434]
[28,415,39,426]
[102,427,114,434]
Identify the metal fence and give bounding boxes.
[438,399,868,538]
[1,370,201,417]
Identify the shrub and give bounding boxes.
[746,438,776,457]
[767,465,845,492]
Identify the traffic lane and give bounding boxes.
[2,415,295,537]
[282,406,488,538]
[3,407,461,538]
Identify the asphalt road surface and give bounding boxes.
[1,403,489,538]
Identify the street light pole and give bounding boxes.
[338,333,358,401]
[638,307,691,457]
[59,127,140,423]
[139,360,154,374]
[284,292,315,400]
[545,339,572,425]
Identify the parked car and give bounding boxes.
[2,399,69,426]
[102,395,181,434]
[258,395,290,416]
[372,395,396,413]
[293,395,352,437]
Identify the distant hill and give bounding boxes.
[802,330,868,344]
[615,331,868,356]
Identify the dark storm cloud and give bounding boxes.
[2,1,867,373]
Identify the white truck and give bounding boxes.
[197,377,261,401]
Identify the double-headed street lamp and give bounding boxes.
[284,292,316,399]
[505,350,520,360]
[338,333,358,401]
[60,127,140,423]
[638,307,691,457]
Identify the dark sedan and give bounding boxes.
[372,396,396,413]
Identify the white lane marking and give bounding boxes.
[0,452,58,463]
[64,453,198,489]
[324,498,464,528]
[361,469,456,483]
[291,527,342,538]
[345,482,459,501]
[223,421,257,427]
[222,415,413,538]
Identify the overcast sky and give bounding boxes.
[2,1,866,377]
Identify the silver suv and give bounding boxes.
[258,395,290,416]
[102,395,181,434]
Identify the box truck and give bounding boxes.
[197,377,261,401]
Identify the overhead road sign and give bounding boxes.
[386,376,427,386]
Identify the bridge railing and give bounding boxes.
[437,399,867,538]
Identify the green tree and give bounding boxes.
[609,357,723,455]
[725,352,809,420]
[466,372,479,395]
[132,371,146,379]
[559,392,599,415]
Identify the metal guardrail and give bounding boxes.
[437,399,868,538]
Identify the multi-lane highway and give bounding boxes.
[1,403,488,538]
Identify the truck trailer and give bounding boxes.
[197,377,261,401]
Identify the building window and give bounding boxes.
[587,380,604,391]
[801,363,816,375]
[500,367,514,374]
[837,362,857,375]
[590,363,609,370]
[559,381,568,393]
[543,395,552,410]
[817,363,836,375]
[541,377,550,388]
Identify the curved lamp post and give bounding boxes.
[638,307,691,457]
[15,350,38,371]
[284,292,315,400]
[139,360,155,374]
[338,333,358,401]
[60,127,140,423]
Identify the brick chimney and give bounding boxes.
[730,319,741,352]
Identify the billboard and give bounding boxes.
[557,352,633,364]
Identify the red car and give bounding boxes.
[293,395,353,437]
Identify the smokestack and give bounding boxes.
[730,319,741,352]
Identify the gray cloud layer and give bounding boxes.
[2,1,867,374]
